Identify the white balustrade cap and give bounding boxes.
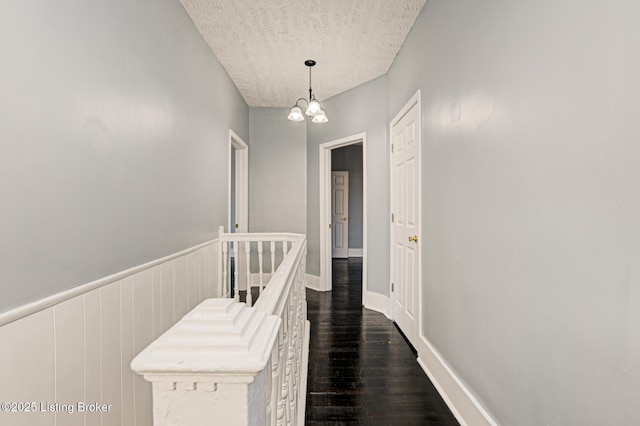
[131,298,280,376]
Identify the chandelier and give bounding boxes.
[287,60,328,124]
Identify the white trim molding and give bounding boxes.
[305,274,322,291]
[319,132,368,297]
[229,129,249,234]
[417,336,498,426]
[0,238,219,328]
[362,290,392,320]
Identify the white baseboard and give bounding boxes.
[348,248,363,257]
[417,336,497,426]
[305,274,321,291]
[362,290,392,319]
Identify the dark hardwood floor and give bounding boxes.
[305,258,459,425]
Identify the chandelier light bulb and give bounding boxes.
[287,105,304,121]
[305,98,322,116]
[311,110,328,123]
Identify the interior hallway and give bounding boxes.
[305,258,458,425]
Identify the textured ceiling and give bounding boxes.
[180,0,426,107]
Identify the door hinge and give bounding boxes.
[329,223,332,229]
[235,223,239,229]
[391,144,394,153]
[391,282,395,292]
[391,213,394,223]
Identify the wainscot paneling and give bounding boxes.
[0,239,219,426]
[0,309,55,426]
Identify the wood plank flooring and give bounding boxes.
[305,258,459,425]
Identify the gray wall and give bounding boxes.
[307,75,389,295]
[331,145,363,249]
[0,0,248,314]
[388,0,640,424]
[249,108,307,233]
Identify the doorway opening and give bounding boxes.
[228,130,248,296]
[319,133,368,301]
[331,144,364,259]
[228,129,248,234]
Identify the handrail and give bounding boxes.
[131,230,309,426]
[219,232,302,242]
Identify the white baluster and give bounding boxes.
[283,240,289,256]
[258,241,264,294]
[245,241,252,307]
[276,328,286,426]
[287,291,296,424]
[217,226,224,297]
[233,240,240,303]
[222,240,229,298]
[282,326,291,426]
[287,357,294,426]
[290,283,300,407]
[284,306,293,426]
[270,241,276,274]
[265,360,273,425]
[297,268,304,365]
[270,341,280,426]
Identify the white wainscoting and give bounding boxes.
[0,240,219,426]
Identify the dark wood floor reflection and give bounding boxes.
[305,258,459,425]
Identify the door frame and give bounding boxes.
[389,90,422,343]
[319,133,367,296]
[228,129,248,234]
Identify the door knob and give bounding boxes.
[343,217,348,221]
[408,235,418,243]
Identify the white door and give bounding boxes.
[331,171,349,258]
[391,97,420,347]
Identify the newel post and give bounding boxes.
[131,299,280,426]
